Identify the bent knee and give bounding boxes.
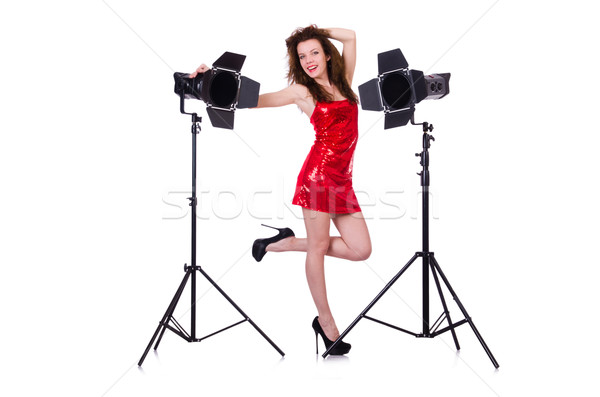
[308,240,331,256]
[352,243,372,261]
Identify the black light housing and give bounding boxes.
[173,51,260,129]
[358,48,450,129]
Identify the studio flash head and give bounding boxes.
[358,48,450,129]
[173,51,260,129]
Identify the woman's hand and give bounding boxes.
[326,27,356,44]
[189,64,209,78]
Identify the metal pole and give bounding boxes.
[190,114,199,340]
[419,131,432,336]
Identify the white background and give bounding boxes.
[1,1,598,396]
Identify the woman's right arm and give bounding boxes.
[256,89,295,108]
[256,84,312,114]
[190,65,312,114]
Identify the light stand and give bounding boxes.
[323,118,499,368]
[138,96,284,366]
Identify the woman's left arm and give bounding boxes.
[326,28,356,85]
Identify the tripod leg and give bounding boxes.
[430,256,499,368]
[138,270,192,366]
[246,318,285,357]
[153,270,192,350]
[429,254,460,350]
[323,253,421,358]
[197,267,285,357]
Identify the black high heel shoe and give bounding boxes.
[312,316,351,355]
[252,224,295,262]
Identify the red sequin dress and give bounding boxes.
[292,99,361,214]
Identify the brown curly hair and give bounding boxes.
[285,25,358,104]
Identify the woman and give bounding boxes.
[193,26,371,355]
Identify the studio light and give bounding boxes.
[358,48,450,129]
[324,49,499,369]
[173,51,260,129]
[138,52,284,368]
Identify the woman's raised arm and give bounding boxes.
[326,28,356,85]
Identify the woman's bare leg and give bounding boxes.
[301,208,341,341]
[330,211,372,261]
[266,212,372,262]
[263,210,372,340]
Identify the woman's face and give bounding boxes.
[297,39,330,80]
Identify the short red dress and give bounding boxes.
[292,99,362,214]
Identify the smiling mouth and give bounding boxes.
[307,65,317,72]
